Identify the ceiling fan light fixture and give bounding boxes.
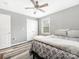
[34,11,36,14]
[25,0,48,14]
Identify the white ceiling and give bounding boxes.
[0,0,79,18]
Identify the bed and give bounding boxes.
[30,35,79,59]
[30,29,79,59]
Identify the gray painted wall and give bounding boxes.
[0,9,27,44]
[11,15,27,44]
[39,5,79,35]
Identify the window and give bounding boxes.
[41,17,50,35]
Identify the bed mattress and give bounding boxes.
[33,35,79,57]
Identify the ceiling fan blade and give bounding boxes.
[25,7,34,9]
[30,0,36,6]
[38,9,45,12]
[39,3,48,8]
[35,1,39,5]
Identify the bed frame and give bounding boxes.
[30,51,44,59]
[30,40,79,59]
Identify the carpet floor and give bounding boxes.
[10,50,33,59]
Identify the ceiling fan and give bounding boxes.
[25,0,48,14]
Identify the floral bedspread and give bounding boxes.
[30,40,79,59]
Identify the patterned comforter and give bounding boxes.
[30,40,79,59]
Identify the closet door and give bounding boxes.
[27,18,38,41]
[0,14,11,49]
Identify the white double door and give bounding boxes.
[27,18,38,41]
[0,14,11,49]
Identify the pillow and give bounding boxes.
[68,30,79,38]
[68,37,79,42]
[54,29,69,36]
[53,35,67,39]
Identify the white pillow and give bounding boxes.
[51,35,67,39]
[54,29,69,36]
[68,37,79,42]
[68,30,79,38]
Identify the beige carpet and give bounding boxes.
[11,50,32,59]
[0,42,32,59]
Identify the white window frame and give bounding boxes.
[41,17,50,35]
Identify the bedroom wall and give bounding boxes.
[39,5,79,35]
[50,4,79,34]
[0,9,27,44]
[11,15,27,44]
[51,4,79,34]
